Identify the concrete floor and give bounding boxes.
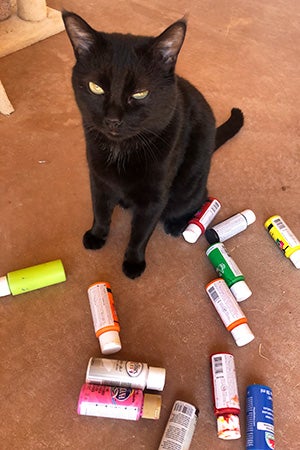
[0,1,299,449]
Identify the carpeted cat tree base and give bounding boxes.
[0,4,64,115]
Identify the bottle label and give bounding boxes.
[86,358,147,389]
[246,385,274,450]
[158,401,198,450]
[88,283,120,335]
[213,214,248,242]
[206,280,246,329]
[265,216,300,257]
[78,384,142,420]
[211,353,240,412]
[189,198,221,230]
[207,244,243,285]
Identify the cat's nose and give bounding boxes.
[104,117,122,130]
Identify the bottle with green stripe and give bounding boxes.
[206,243,252,302]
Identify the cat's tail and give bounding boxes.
[215,108,244,151]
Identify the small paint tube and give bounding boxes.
[85,357,166,391]
[206,243,252,301]
[87,282,121,355]
[246,384,275,450]
[0,259,66,297]
[265,215,300,268]
[183,197,221,243]
[205,209,256,244]
[211,353,241,440]
[77,384,161,421]
[205,279,254,346]
[158,400,199,450]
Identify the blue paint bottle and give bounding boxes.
[246,385,275,450]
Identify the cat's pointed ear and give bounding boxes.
[62,11,97,58]
[152,20,187,69]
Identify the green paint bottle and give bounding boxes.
[206,243,252,302]
[0,259,66,297]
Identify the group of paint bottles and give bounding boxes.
[181,198,299,448]
[78,281,199,450]
[211,352,275,449]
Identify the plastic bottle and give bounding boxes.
[0,260,66,297]
[183,197,221,243]
[87,282,121,355]
[210,353,241,440]
[264,215,300,269]
[85,357,166,391]
[77,383,161,421]
[158,400,199,450]
[206,243,252,301]
[246,385,275,450]
[205,209,256,244]
[205,278,254,347]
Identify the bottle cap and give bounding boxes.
[182,224,202,243]
[230,280,252,302]
[99,331,121,355]
[217,414,241,440]
[146,367,166,391]
[289,250,300,269]
[142,393,162,419]
[205,228,220,244]
[231,323,254,347]
[241,209,256,226]
[0,276,11,297]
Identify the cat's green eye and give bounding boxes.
[132,90,149,100]
[89,82,104,95]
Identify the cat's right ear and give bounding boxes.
[62,11,97,58]
[152,20,187,70]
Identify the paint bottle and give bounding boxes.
[246,385,275,450]
[205,209,256,244]
[0,259,66,297]
[77,383,161,421]
[210,353,241,440]
[87,282,121,355]
[158,400,199,450]
[205,278,254,346]
[264,215,300,269]
[85,357,166,391]
[183,197,221,243]
[206,243,252,301]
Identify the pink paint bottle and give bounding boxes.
[77,384,161,421]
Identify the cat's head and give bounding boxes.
[62,12,186,143]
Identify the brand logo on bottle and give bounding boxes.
[216,263,226,276]
[126,361,143,377]
[265,432,275,449]
[111,387,134,402]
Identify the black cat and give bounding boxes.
[63,11,244,279]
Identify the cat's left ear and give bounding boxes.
[152,20,187,69]
[62,11,97,58]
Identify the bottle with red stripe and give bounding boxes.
[183,197,221,243]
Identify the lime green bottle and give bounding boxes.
[206,243,252,302]
[0,260,66,296]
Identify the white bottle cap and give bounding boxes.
[241,209,256,226]
[289,250,300,269]
[99,331,121,355]
[182,224,202,243]
[231,323,255,347]
[230,280,252,302]
[217,414,241,440]
[146,367,166,391]
[0,276,11,297]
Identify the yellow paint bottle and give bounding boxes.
[265,215,300,269]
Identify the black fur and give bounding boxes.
[63,11,244,278]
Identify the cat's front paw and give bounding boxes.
[163,218,186,237]
[83,230,106,250]
[122,259,146,279]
